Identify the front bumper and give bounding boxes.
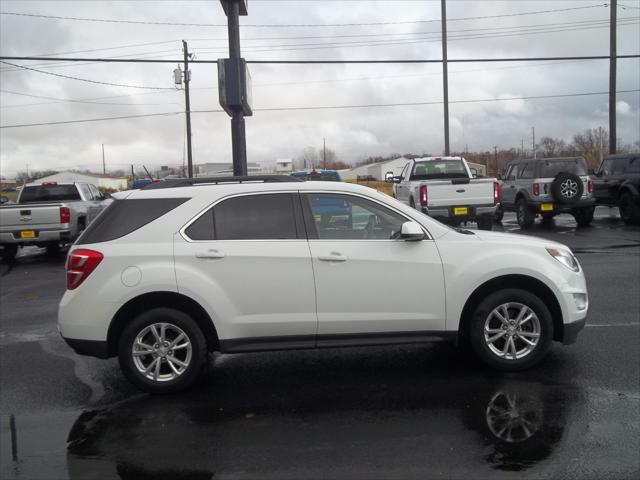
[62,336,110,359]
[421,203,497,221]
[562,317,586,345]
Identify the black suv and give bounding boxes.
[591,153,640,225]
[499,157,595,228]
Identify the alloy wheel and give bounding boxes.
[483,302,541,360]
[131,322,193,382]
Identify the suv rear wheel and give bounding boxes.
[468,289,553,371]
[516,199,535,229]
[118,308,207,393]
[573,206,595,227]
[477,215,493,231]
[619,191,640,225]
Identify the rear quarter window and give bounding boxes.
[542,159,588,177]
[76,198,189,244]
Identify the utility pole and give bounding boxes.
[101,144,106,175]
[609,0,617,154]
[323,138,326,169]
[521,139,525,158]
[532,127,537,159]
[183,40,194,178]
[441,0,450,156]
[131,165,134,186]
[494,146,498,173]
[221,0,249,176]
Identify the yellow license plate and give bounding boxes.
[541,203,554,212]
[454,207,468,216]
[20,230,36,239]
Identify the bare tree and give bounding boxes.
[538,137,568,158]
[572,127,608,168]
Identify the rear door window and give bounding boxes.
[183,193,304,241]
[624,157,640,173]
[518,163,535,179]
[506,164,519,181]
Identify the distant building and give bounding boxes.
[197,162,262,176]
[274,158,293,173]
[33,171,128,190]
[343,157,413,181]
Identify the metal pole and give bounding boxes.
[323,138,326,169]
[609,0,617,154]
[101,144,105,174]
[521,139,524,158]
[532,127,536,159]
[494,146,498,173]
[131,165,134,185]
[227,1,247,176]
[183,40,194,178]
[441,0,450,156]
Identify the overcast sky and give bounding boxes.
[0,0,639,177]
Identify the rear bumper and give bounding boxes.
[421,203,496,221]
[0,228,73,245]
[524,198,596,213]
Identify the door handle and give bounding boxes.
[195,249,225,259]
[318,252,347,262]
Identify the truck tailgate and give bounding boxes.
[426,179,495,207]
[0,203,64,231]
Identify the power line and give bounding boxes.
[2,55,639,65]
[0,89,181,108]
[2,89,638,129]
[0,60,175,89]
[0,4,611,28]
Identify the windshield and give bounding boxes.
[410,160,468,180]
[19,185,81,203]
[542,159,588,177]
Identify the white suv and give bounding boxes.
[58,176,588,393]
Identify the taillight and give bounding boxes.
[60,206,71,224]
[493,181,501,205]
[419,184,428,206]
[533,183,540,196]
[66,249,103,290]
[588,179,593,193]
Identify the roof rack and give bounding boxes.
[142,175,303,190]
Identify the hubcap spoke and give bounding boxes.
[144,357,159,374]
[169,332,185,349]
[150,325,162,343]
[487,331,507,344]
[167,355,188,368]
[517,334,537,346]
[518,331,540,338]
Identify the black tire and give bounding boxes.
[118,308,207,394]
[494,204,504,222]
[516,198,535,229]
[46,243,61,257]
[573,206,595,227]
[468,288,553,371]
[1,244,18,263]
[550,172,583,205]
[477,215,493,231]
[619,191,640,225]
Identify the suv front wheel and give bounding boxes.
[469,289,553,371]
[118,308,207,393]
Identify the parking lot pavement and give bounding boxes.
[1,208,639,479]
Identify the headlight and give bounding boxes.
[546,247,580,272]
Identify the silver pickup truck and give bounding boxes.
[386,156,499,230]
[0,182,110,262]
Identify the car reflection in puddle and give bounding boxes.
[66,372,579,479]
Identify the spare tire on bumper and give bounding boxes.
[551,172,583,205]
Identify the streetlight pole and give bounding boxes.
[101,144,105,174]
[609,0,617,154]
[441,0,450,156]
[222,0,248,176]
[182,40,194,178]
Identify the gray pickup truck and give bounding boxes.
[0,182,110,262]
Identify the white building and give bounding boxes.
[274,158,293,173]
[197,162,262,176]
[34,171,128,190]
[344,157,413,181]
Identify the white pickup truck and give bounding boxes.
[0,182,110,262]
[386,156,500,230]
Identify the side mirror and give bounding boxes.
[496,173,503,181]
[470,168,478,178]
[399,221,425,241]
[384,171,395,183]
[0,196,8,204]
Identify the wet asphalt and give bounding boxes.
[0,206,639,479]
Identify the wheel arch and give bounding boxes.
[106,291,219,357]
[458,274,564,344]
[617,182,639,200]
